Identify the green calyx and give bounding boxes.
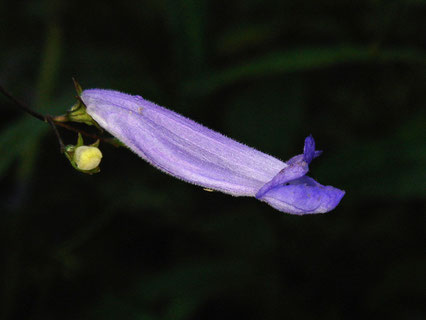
[53,78,102,130]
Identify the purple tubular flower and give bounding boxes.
[82,89,345,215]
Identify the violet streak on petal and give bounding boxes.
[81,89,345,215]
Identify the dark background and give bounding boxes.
[0,0,425,319]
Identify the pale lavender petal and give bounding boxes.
[82,89,286,196]
[81,89,345,215]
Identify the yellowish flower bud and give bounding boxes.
[73,146,103,171]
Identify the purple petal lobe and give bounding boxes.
[314,150,323,158]
[258,176,345,215]
[303,134,316,164]
[255,158,308,199]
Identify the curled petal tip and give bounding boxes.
[314,150,323,158]
[303,135,316,164]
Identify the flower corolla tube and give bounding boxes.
[81,89,345,215]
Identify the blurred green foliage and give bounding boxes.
[0,0,425,319]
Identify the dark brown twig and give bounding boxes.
[0,83,120,148]
[46,115,65,153]
[0,84,46,122]
[54,122,119,146]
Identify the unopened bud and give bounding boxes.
[73,146,103,171]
